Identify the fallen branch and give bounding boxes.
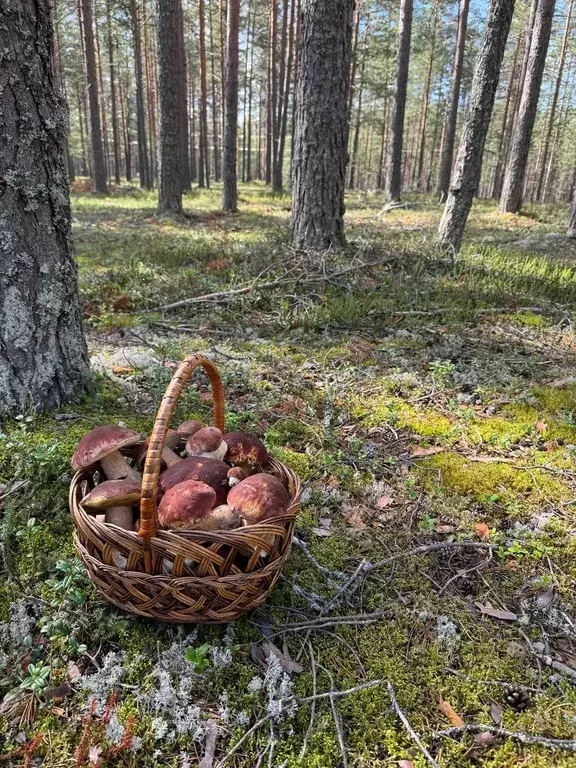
[150,259,389,312]
[277,609,393,635]
[535,653,576,683]
[387,681,439,768]
[445,669,542,693]
[215,679,382,767]
[436,724,576,752]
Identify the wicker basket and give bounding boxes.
[69,354,301,623]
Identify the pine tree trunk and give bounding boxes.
[385,0,413,203]
[499,0,555,213]
[349,35,366,190]
[143,2,157,185]
[177,0,191,191]
[272,0,288,191]
[273,0,296,191]
[118,72,132,181]
[76,79,89,176]
[157,0,184,214]
[437,0,469,201]
[198,0,210,187]
[209,1,221,181]
[415,0,439,189]
[376,88,389,189]
[438,0,515,253]
[80,0,107,192]
[131,0,151,189]
[222,0,240,211]
[534,0,573,201]
[568,169,576,237]
[93,10,110,180]
[0,0,91,414]
[291,0,355,250]
[189,50,198,182]
[265,0,278,184]
[106,0,122,184]
[489,32,521,198]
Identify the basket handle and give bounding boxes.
[138,354,225,539]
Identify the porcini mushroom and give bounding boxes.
[176,420,205,440]
[81,479,141,529]
[160,456,229,505]
[204,504,242,531]
[223,432,269,469]
[227,466,251,487]
[136,428,181,471]
[158,480,216,530]
[185,427,227,461]
[72,426,141,480]
[227,473,289,524]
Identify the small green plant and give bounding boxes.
[40,559,90,654]
[185,643,212,673]
[418,513,437,533]
[20,662,51,696]
[428,359,457,383]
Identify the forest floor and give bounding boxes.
[2,182,576,767]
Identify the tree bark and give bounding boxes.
[80,0,107,192]
[534,0,573,201]
[209,1,221,181]
[489,30,521,198]
[437,0,469,201]
[349,27,367,190]
[222,0,240,211]
[438,0,515,253]
[499,0,555,212]
[385,0,413,203]
[273,0,296,191]
[568,169,576,237]
[177,0,191,191]
[143,1,157,185]
[157,0,184,214]
[291,0,355,250]
[415,0,439,189]
[198,0,210,187]
[131,0,151,189]
[0,0,91,415]
[106,0,121,184]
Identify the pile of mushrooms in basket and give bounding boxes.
[72,422,288,536]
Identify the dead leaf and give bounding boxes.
[490,701,502,725]
[546,378,570,388]
[475,601,517,622]
[536,421,547,434]
[376,495,393,509]
[474,522,490,539]
[544,440,559,452]
[438,696,464,727]
[251,641,303,674]
[436,523,456,533]
[43,683,71,702]
[312,527,333,537]
[205,259,229,273]
[398,761,414,768]
[475,732,496,746]
[410,445,445,458]
[345,507,366,530]
[536,586,555,611]
[111,365,133,375]
[67,661,82,681]
[112,294,131,312]
[89,745,103,765]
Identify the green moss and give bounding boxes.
[416,451,571,506]
[272,446,315,480]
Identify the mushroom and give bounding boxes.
[160,456,229,505]
[227,473,289,525]
[204,504,242,531]
[71,425,141,480]
[136,428,181,471]
[223,432,269,469]
[176,420,205,440]
[185,426,227,461]
[227,466,251,487]
[158,480,216,530]
[81,479,141,529]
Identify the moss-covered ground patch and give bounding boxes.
[2,186,576,765]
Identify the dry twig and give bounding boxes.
[387,681,440,768]
[436,724,576,752]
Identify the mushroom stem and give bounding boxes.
[104,505,134,529]
[100,451,140,481]
[162,447,182,467]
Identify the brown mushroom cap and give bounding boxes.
[160,456,230,505]
[227,473,289,524]
[136,429,181,470]
[81,479,142,510]
[185,427,227,461]
[223,432,269,468]
[158,480,216,529]
[72,425,140,471]
[176,420,205,438]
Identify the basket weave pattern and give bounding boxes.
[70,354,301,623]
